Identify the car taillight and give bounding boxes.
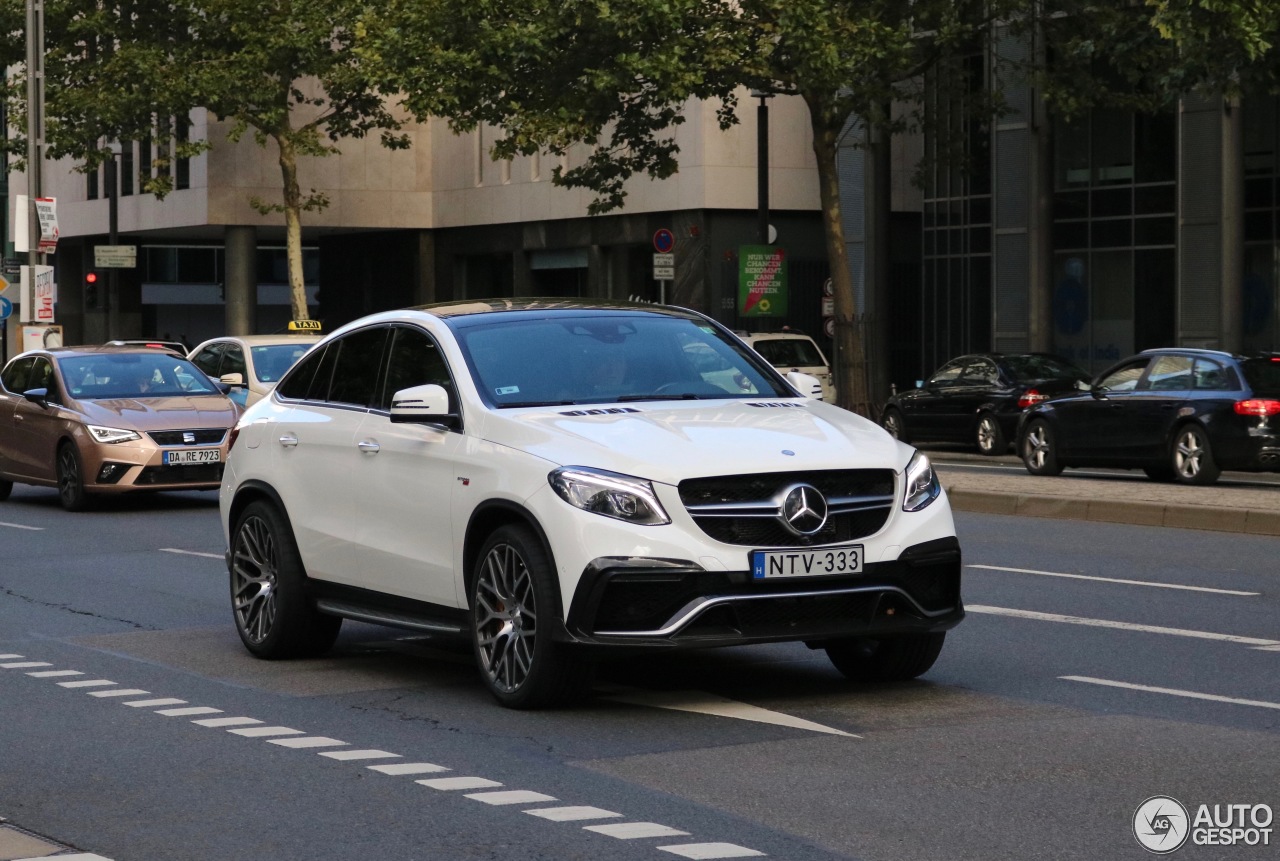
[1018,389,1049,409]
[1234,399,1280,417]
[227,425,241,452]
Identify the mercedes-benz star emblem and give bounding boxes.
[780,484,828,536]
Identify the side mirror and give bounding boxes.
[786,371,823,401]
[22,387,49,407]
[220,372,245,387]
[390,383,459,428]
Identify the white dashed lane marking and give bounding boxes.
[588,822,691,839]
[7,658,768,858]
[417,776,502,791]
[159,548,222,559]
[466,790,558,806]
[967,605,1280,649]
[0,521,43,531]
[1062,676,1280,710]
[600,686,858,737]
[526,806,622,822]
[968,564,1260,596]
[368,762,449,775]
[320,749,400,761]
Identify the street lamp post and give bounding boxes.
[105,143,120,335]
[754,91,773,245]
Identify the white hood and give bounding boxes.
[481,399,907,486]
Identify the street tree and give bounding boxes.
[2,0,409,322]
[364,0,1007,415]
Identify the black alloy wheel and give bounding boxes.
[230,500,341,658]
[825,632,946,681]
[471,524,590,709]
[881,408,908,442]
[1171,424,1221,485]
[56,443,90,511]
[1021,419,1064,476]
[975,413,1006,456]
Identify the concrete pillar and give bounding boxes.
[414,231,437,305]
[1221,96,1244,353]
[224,225,257,334]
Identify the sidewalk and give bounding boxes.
[934,456,1280,537]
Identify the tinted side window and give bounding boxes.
[222,346,247,379]
[1098,360,1149,392]
[963,359,999,385]
[1192,358,1235,391]
[327,328,389,407]
[28,358,57,397]
[1,357,34,393]
[378,327,451,412]
[190,344,225,377]
[276,344,327,400]
[929,360,967,388]
[1145,355,1193,391]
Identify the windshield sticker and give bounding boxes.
[495,386,520,396]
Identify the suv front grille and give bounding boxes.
[148,429,227,446]
[678,470,896,547]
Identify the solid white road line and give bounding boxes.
[0,654,24,659]
[966,605,1280,647]
[88,689,150,698]
[417,776,502,791]
[27,670,83,678]
[968,564,1260,596]
[466,790,557,805]
[159,548,222,559]
[600,687,859,737]
[123,698,187,708]
[156,707,222,717]
[587,823,691,839]
[193,717,261,728]
[1,662,52,669]
[228,726,304,738]
[1061,676,1280,711]
[368,762,449,775]
[0,521,43,531]
[319,749,401,761]
[268,737,348,749]
[14,855,112,861]
[58,679,117,688]
[525,806,622,822]
[658,843,765,859]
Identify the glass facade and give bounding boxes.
[1051,109,1177,370]
[1244,94,1280,352]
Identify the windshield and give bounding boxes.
[58,353,221,399]
[751,337,827,368]
[453,314,792,407]
[1000,354,1088,382]
[251,343,314,383]
[1241,356,1280,396]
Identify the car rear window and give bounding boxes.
[1000,354,1088,382]
[1240,357,1280,396]
[752,337,826,368]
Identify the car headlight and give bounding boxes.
[86,424,142,444]
[549,467,670,525]
[903,451,941,512]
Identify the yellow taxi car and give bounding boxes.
[187,322,322,408]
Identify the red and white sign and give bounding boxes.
[35,197,59,254]
[20,264,56,323]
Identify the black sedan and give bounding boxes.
[881,353,1089,455]
[1018,348,1280,484]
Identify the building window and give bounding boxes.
[1243,94,1279,352]
[121,142,134,196]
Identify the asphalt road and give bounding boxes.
[1,483,1277,861]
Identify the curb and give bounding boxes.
[946,487,1280,537]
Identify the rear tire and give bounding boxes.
[975,413,1006,455]
[230,500,341,658]
[1171,424,1221,485]
[56,443,91,511]
[471,525,591,709]
[881,408,909,443]
[1021,419,1064,476]
[826,632,946,682]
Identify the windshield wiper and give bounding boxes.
[497,399,580,408]
[617,392,703,402]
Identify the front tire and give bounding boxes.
[975,413,1006,455]
[471,525,590,709]
[1171,424,1221,485]
[826,632,946,682]
[1021,419,1064,476]
[230,500,341,658]
[882,408,909,443]
[57,443,91,511]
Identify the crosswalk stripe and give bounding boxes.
[228,726,304,738]
[588,822,690,839]
[466,790,556,805]
[0,654,24,659]
[26,670,83,678]
[268,737,348,749]
[124,698,187,708]
[58,679,116,688]
[319,749,400,761]
[417,776,502,791]
[368,762,449,775]
[525,806,622,822]
[1,662,52,669]
[88,689,150,698]
[193,717,262,728]
[155,707,222,717]
[657,843,765,859]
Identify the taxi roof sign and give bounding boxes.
[288,319,322,332]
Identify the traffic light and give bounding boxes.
[85,270,100,307]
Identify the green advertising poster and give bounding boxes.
[738,245,788,317]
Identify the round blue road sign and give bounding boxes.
[0,296,11,320]
[653,228,675,253]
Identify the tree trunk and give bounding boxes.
[809,112,872,417]
[276,134,310,321]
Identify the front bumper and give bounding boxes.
[563,536,963,648]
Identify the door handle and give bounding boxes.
[278,433,298,448]
[357,440,380,454]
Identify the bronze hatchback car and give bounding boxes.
[0,346,238,510]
